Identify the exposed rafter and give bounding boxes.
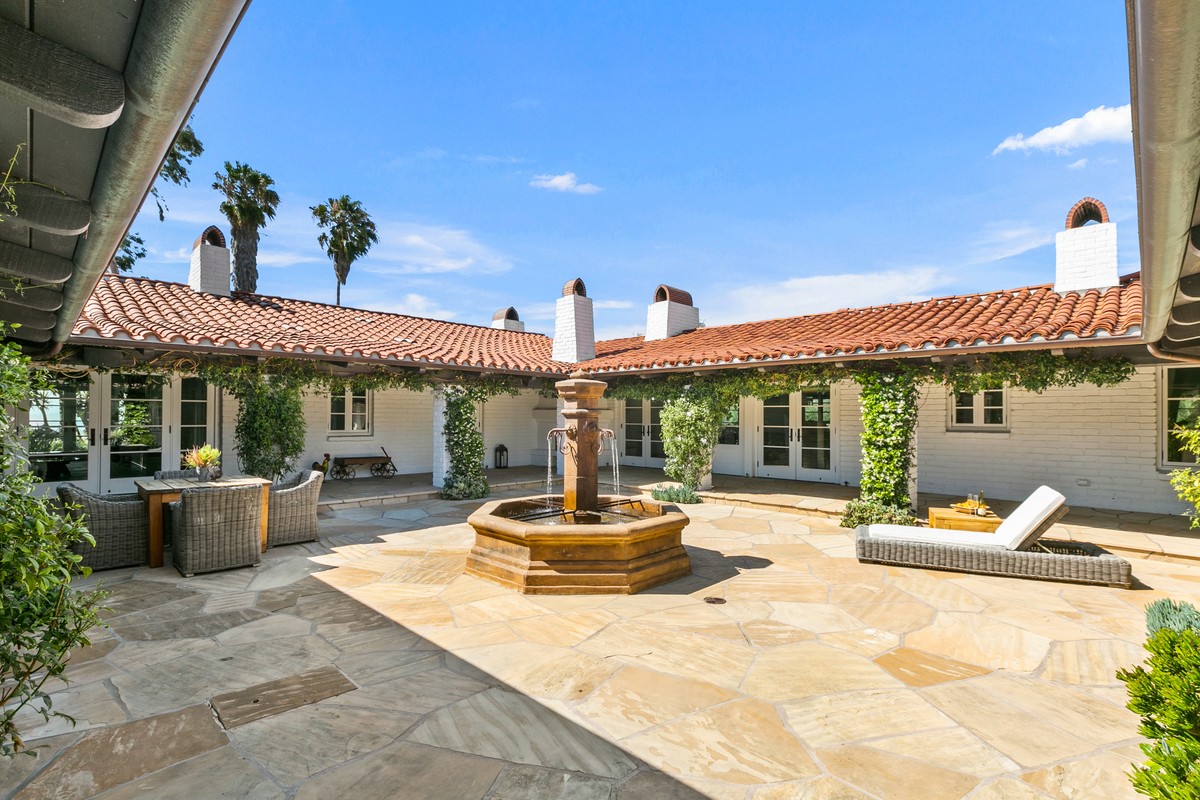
[0,182,91,236]
[0,18,125,129]
[0,285,64,312]
[0,241,73,284]
[0,300,55,330]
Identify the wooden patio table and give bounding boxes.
[927,506,1004,534]
[134,476,272,568]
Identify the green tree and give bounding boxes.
[233,377,306,480]
[311,195,379,306]
[0,339,104,756]
[213,161,280,293]
[110,123,204,274]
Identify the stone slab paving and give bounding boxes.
[4,491,1200,798]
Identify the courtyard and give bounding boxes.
[3,489,1195,800]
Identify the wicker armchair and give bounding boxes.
[169,484,262,577]
[56,484,150,571]
[268,470,324,547]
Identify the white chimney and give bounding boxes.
[188,225,231,296]
[644,284,700,340]
[1054,197,1118,293]
[491,306,525,332]
[551,278,595,362]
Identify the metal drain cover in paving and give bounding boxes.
[703,596,727,604]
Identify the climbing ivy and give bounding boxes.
[854,369,920,508]
[659,392,723,490]
[231,376,307,480]
[439,380,519,500]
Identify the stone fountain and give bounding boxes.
[465,373,692,594]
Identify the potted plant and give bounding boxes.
[183,444,221,481]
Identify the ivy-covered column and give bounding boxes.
[853,370,919,509]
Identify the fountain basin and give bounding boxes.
[465,495,692,594]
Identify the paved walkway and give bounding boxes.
[6,491,1197,798]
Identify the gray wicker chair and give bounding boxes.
[169,484,262,577]
[267,470,324,547]
[56,484,150,571]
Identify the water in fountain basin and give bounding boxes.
[610,436,621,499]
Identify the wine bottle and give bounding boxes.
[977,490,986,516]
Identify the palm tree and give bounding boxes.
[311,195,379,306]
[212,161,279,293]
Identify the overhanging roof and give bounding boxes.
[0,0,251,351]
[1126,1,1200,355]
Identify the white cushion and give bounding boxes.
[865,485,1066,551]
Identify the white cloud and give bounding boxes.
[361,222,513,275]
[969,222,1055,263]
[701,268,950,327]
[530,172,603,194]
[993,104,1131,155]
[465,154,526,164]
[1066,158,1088,170]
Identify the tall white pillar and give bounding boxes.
[432,387,450,488]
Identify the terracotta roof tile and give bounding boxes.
[71,274,1143,376]
[71,276,560,374]
[578,276,1143,373]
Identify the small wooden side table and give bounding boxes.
[928,507,1003,533]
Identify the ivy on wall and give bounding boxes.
[659,392,723,491]
[439,380,519,501]
[854,370,919,508]
[230,376,307,481]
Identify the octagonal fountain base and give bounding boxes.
[465,496,692,595]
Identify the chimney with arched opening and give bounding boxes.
[551,278,595,362]
[1054,197,1118,293]
[188,225,231,296]
[644,284,699,340]
[491,306,525,332]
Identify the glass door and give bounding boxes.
[621,398,667,469]
[758,390,836,481]
[796,389,833,481]
[101,374,167,494]
[758,394,794,479]
[28,375,97,492]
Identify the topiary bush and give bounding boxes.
[651,484,702,505]
[1117,599,1200,798]
[839,498,918,529]
[659,392,723,491]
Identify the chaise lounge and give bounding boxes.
[855,485,1133,588]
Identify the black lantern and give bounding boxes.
[494,444,509,469]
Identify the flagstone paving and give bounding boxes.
[4,491,1200,799]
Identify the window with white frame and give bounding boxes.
[949,388,1007,430]
[1163,367,1200,465]
[329,388,371,434]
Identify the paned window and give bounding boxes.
[1164,367,1200,464]
[950,388,1006,430]
[330,389,371,434]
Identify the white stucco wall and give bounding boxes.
[480,390,541,469]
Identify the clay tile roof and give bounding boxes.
[577,276,1143,374]
[72,275,561,374]
[72,274,1143,376]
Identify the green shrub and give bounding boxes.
[1170,422,1200,530]
[651,484,702,505]
[854,371,919,508]
[0,340,105,756]
[840,498,917,529]
[659,393,723,491]
[233,377,306,480]
[1146,598,1200,636]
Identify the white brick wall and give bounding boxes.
[644,300,700,340]
[480,390,540,468]
[835,368,1183,514]
[1054,222,1118,293]
[551,294,595,362]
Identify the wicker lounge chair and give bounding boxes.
[169,484,262,577]
[56,484,150,571]
[267,470,324,547]
[856,485,1132,588]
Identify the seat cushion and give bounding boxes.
[866,523,1008,548]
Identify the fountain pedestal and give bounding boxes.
[464,373,692,595]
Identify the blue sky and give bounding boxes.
[129,1,1137,340]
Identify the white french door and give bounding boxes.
[757,389,836,482]
[29,373,216,495]
[621,398,666,468]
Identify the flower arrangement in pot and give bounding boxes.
[183,444,221,481]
